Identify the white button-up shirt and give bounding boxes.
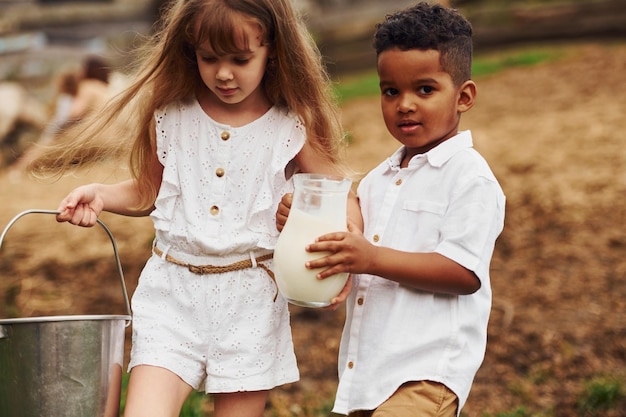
[333,131,506,415]
[151,100,305,261]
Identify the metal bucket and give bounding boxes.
[0,209,132,417]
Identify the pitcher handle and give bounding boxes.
[0,209,132,327]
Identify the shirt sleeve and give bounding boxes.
[435,174,505,284]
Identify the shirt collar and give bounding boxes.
[385,130,473,170]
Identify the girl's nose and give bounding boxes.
[216,65,233,81]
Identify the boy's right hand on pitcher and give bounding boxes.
[305,221,375,280]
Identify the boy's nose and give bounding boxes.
[397,95,416,113]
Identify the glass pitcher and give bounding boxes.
[274,173,352,308]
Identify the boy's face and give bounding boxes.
[377,47,475,163]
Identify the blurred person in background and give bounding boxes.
[68,55,111,122]
[9,56,112,178]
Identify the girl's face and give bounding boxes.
[195,20,270,114]
[377,47,475,165]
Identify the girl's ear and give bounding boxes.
[457,80,477,113]
[267,46,277,65]
[267,43,277,61]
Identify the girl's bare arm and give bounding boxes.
[57,155,163,226]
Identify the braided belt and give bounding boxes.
[152,245,278,301]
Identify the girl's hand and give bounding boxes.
[56,184,104,227]
[305,221,375,279]
[276,193,293,232]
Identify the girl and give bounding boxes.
[32,0,360,416]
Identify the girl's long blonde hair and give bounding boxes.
[32,0,345,209]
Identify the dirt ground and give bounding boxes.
[1,41,625,416]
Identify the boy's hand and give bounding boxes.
[305,221,375,279]
[56,184,104,227]
[325,274,353,310]
[276,193,293,232]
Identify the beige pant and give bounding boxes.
[349,381,458,417]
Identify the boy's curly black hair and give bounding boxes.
[374,2,473,86]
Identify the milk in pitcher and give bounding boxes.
[273,173,351,307]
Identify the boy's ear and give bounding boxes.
[457,80,477,113]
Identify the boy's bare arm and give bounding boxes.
[371,248,480,295]
[306,229,480,296]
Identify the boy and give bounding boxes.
[280,2,505,416]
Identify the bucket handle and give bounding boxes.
[0,209,132,327]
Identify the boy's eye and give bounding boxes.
[382,88,399,97]
[419,85,434,94]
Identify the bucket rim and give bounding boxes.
[0,314,132,324]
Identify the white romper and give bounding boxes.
[128,98,303,392]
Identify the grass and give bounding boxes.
[473,374,626,417]
[471,50,558,77]
[333,48,561,102]
[577,376,625,415]
[333,72,380,103]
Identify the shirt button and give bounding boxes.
[215,167,225,177]
[396,179,403,186]
[220,131,230,141]
[210,205,220,215]
[348,361,354,369]
[357,297,364,305]
[372,234,380,243]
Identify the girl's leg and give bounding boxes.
[214,390,269,417]
[123,365,194,417]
